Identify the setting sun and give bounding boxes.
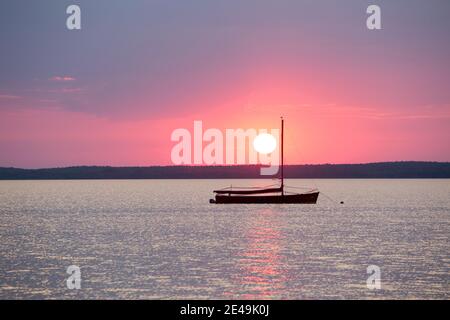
[253,133,277,154]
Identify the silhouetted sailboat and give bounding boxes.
[210,118,319,204]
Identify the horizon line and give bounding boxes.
[2,160,449,171]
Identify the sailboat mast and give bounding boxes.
[281,117,284,195]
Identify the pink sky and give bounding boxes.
[0,95,448,168]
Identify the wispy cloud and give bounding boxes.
[60,87,83,93]
[243,102,450,121]
[49,76,76,82]
[0,94,21,99]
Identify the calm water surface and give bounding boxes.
[0,179,448,299]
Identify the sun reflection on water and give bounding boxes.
[227,208,289,299]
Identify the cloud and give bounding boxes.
[49,76,76,82]
[0,94,21,99]
[60,87,83,93]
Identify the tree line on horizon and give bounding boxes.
[0,162,449,179]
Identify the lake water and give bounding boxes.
[0,179,448,299]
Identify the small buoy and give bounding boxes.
[340,201,344,204]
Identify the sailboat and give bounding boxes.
[210,118,319,204]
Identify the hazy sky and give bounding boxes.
[1,0,449,168]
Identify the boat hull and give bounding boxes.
[211,192,319,204]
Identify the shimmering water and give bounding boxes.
[0,179,448,299]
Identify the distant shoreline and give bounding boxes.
[1,162,449,179]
